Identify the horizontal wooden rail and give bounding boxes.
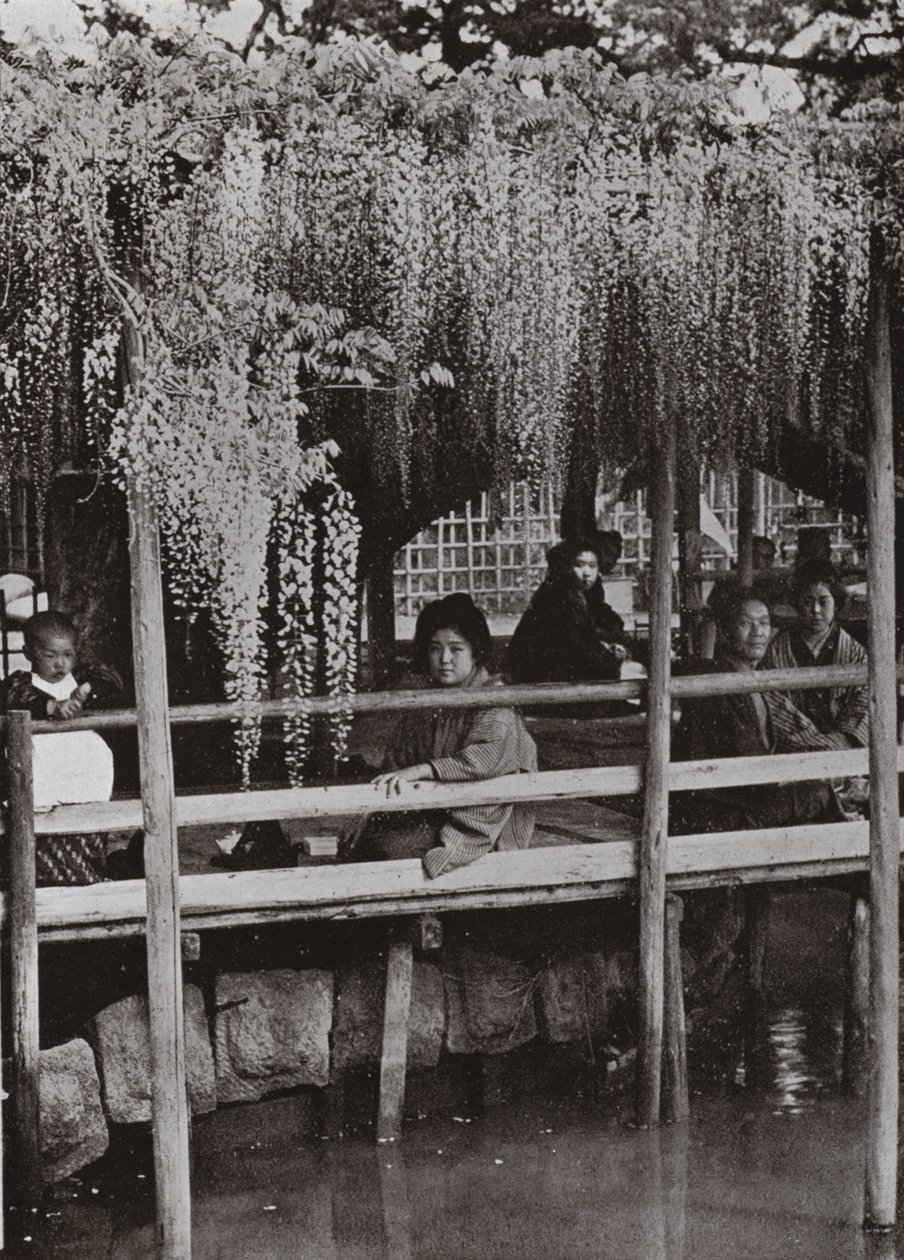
[12,661,890,735]
[24,743,894,837]
[6,817,898,943]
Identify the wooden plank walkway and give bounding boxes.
[6,816,893,943]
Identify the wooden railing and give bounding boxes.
[3,661,900,1251]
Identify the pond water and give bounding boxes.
[11,889,904,1260]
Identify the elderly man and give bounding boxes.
[672,586,845,835]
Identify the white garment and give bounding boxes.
[31,732,114,812]
[30,672,78,703]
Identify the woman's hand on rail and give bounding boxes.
[372,764,434,796]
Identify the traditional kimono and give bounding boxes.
[762,623,868,748]
[351,667,537,877]
[0,666,122,886]
[671,658,844,835]
[509,575,626,685]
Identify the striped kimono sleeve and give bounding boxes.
[766,689,853,752]
[423,707,535,878]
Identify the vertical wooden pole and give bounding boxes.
[128,480,192,1259]
[8,710,40,1208]
[743,888,771,1089]
[377,930,414,1143]
[637,430,676,1126]
[863,264,898,1232]
[464,499,476,599]
[662,894,689,1123]
[736,467,755,586]
[843,897,869,1099]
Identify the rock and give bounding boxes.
[539,952,609,1044]
[331,958,443,1078]
[93,985,216,1124]
[607,948,637,997]
[214,969,333,1103]
[39,1039,108,1182]
[443,948,538,1055]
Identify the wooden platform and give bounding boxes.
[533,798,640,845]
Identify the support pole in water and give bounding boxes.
[9,710,40,1213]
[128,478,192,1258]
[637,430,676,1126]
[862,260,898,1232]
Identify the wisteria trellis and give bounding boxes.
[0,36,901,777]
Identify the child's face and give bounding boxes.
[29,631,76,683]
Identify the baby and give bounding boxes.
[0,611,124,886]
[0,611,93,720]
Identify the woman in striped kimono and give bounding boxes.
[761,558,868,749]
[343,595,537,877]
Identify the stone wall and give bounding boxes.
[24,890,744,1185]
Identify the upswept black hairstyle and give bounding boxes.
[23,611,77,660]
[545,537,601,581]
[789,557,846,616]
[412,593,493,674]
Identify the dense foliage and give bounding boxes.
[53,0,904,106]
[0,36,901,773]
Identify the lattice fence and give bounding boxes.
[393,475,864,619]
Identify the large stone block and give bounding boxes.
[214,969,333,1103]
[539,952,609,1044]
[40,1039,108,1182]
[93,985,216,1124]
[331,958,443,1078]
[607,948,637,997]
[443,947,538,1056]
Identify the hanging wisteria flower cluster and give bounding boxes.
[0,36,901,776]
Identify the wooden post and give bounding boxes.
[377,930,414,1143]
[637,430,676,1126]
[863,263,899,1232]
[9,710,41,1208]
[743,888,771,1088]
[464,498,476,599]
[662,894,689,1123]
[843,897,869,1098]
[128,480,192,1258]
[736,467,755,586]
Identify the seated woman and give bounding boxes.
[343,595,537,877]
[672,587,846,836]
[509,538,629,686]
[761,557,868,749]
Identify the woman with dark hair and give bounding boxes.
[761,557,868,748]
[509,538,628,685]
[342,594,536,877]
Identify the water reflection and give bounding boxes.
[736,1004,845,1114]
[12,1088,900,1260]
[14,891,904,1260]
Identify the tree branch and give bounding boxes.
[711,41,901,84]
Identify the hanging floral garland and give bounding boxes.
[1,38,902,783]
